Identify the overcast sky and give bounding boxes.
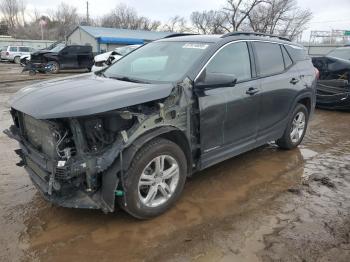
[26,0,350,32]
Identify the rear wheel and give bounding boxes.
[14,56,20,64]
[276,103,308,149]
[119,138,187,219]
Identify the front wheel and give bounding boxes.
[276,104,309,149]
[119,138,187,219]
[47,61,60,74]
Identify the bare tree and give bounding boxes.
[0,0,22,29]
[162,16,189,32]
[247,0,312,39]
[101,4,161,31]
[190,10,227,34]
[49,3,80,40]
[222,0,266,32]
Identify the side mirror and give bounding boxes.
[195,72,237,89]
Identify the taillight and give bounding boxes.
[314,67,320,80]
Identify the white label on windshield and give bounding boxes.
[182,43,209,49]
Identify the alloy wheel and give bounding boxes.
[138,155,180,208]
[290,111,306,143]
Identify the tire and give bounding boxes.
[119,138,187,219]
[276,103,309,150]
[14,56,20,64]
[47,61,60,74]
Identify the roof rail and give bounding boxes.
[163,33,199,38]
[221,32,291,42]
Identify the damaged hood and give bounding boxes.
[10,73,174,119]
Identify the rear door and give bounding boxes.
[76,46,93,68]
[252,41,303,142]
[59,46,78,68]
[9,46,18,60]
[197,41,261,168]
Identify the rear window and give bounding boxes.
[285,45,309,61]
[9,47,18,52]
[253,42,285,76]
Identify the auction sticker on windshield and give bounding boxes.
[182,43,209,49]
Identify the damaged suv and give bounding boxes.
[5,32,316,219]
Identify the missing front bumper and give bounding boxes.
[4,126,121,213]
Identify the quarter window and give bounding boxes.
[206,42,251,82]
[9,47,17,52]
[253,42,285,76]
[281,45,293,68]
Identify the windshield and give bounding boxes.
[103,41,211,83]
[327,48,350,60]
[50,44,66,53]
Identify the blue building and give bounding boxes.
[67,26,173,53]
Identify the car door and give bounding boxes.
[253,42,303,143]
[59,46,78,69]
[196,41,260,168]
[19,47,30,56]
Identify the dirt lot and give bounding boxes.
[0,63,349,262]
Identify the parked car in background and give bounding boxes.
[19,42,66,67]
[91,44,141,72]
[6,33,316,219]
[312,46,350,110]
[26,44,94,73]
[0,46,36,63]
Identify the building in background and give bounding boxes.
[67,26,174,53]
[0,36,55,50]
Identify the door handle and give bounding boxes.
[246,87,259,95]
[290,78,299,85]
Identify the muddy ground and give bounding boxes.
[0,63,349,262]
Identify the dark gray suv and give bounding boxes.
[6,32,316,219]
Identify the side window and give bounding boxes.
[206,42,251,82]
[10,47,17,52]
[19,47,30,52]
[281,45,293,68]
[67,46,77,54]
[253,42,284,76]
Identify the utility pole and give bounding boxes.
[86,1,90,25]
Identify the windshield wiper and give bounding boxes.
[110,76,150,84]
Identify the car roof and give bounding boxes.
[156,33,301,47]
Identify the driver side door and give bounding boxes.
[196,41,261,168]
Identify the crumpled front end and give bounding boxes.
[5,110,128,212]
[5,80,194,213]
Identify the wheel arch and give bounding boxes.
[289,92,314,119]
[298,96,312,114]
[121,126,192,176]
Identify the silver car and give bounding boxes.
[0,46,35,64]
